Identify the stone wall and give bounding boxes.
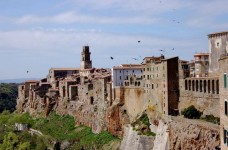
[179,78,220,117]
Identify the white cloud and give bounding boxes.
[0,28,201,59]
[14,11,159,25]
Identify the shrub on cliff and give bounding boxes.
[201,114,220,125]
[132,113,156,136]
[181,105,202,119]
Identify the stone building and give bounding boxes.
[80,46,92,70]
[194,53,209,77]
[17,46,115,134]
[209,31,228,76]
[179,60,190,79]
[142,55,179,116]
[112,64,142,87]
[179,76,219,117]
[178,32,226,117]
[219,55,228,149]
[189,60,195,77]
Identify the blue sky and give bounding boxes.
[0,0,228,79]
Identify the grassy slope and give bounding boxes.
[0,111,120,149]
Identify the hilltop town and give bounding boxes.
[16,31,228,149]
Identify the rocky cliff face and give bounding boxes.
[168,117,220,150]
[120,117,220,150]
[120,125,155,150]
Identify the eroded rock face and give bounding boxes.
[168,117,220,150]
[120,125,155,150]
[106,101,130,137]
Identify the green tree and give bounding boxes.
[0,132,19,150]
[0,83,19,113]
[18,142,30,150]
[182,105,202,119]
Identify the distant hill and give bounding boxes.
[0,78,40,83]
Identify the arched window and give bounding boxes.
[208,80,210,93]
[188,80,191,91]
[185,80,188,90]
[192,80,195,91]
[200,80,202,92]
[204,80,206,93]
[196,80,198,91]
[216,80,219,94]
[212,80,215,94]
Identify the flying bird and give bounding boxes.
[172,48,175,50]
[159,49,165,52]
[110,57,114,60]
[132,58,138,61]
[138,41,141,43]
[27,71,29,73]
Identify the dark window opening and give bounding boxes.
[192,80,195,91]
[188,80,191,91]
[90,96,94,105]
[212,80,215,94]
[200,80,202,92]
[204,80,206,93]
[225,100,228,115]
[216,80,219,94]
[185,80,188,90]
[196,80,199,91]
[208,80,210,93]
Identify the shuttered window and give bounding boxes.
[224,128,228,146]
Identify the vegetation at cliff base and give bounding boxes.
[0,83,18,113]
[0,111,119,149]
[132,113,156,136]
[182,105,220,124]
[181,105,202,119]
[201,114,220,125]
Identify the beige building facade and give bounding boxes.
[219,56,228,149]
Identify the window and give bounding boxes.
[120,76,122,80]
[224,73,227,88]
[147,68,149,71]
[224,128,228,146]
[225,100,228,115]
[157,67,158,70]
[90,96,94,105]
[163,66,165,70]
[147,75,149,79]
[120,70,121,73]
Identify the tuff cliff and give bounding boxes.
[167,116,220,150]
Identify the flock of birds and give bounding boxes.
[110,40,176,61]
[109,0,179,61]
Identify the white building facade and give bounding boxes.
[112,64,142,88]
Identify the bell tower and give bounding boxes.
[80,46,92,70]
